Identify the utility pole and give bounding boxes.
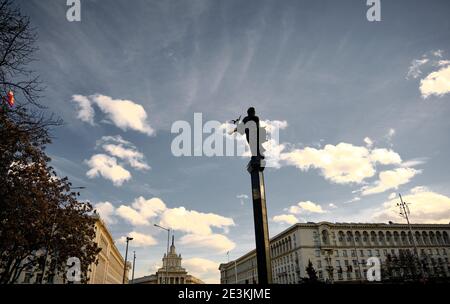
[397,193,425,281]
[122,236,133,284]
[131,251,136,284]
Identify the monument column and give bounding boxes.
[247,158,272,284]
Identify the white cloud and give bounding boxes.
[344,196,361,204]
[328,203,337,209]
[289,201,326,214]
[179,233,235,253]
[369,148,401,165]
[438,60,450,67]
[236,194,249,205]
[116,197,166,226]
[98,135,150,170]
[74,94,154,135]
[159,207,235,235]
[280,141,409,186]
[364,137,373,148]
[373,187,450,224]
[406,58,429,79]
[420,65,450,98]
[183,258,220,284]
[114,197,236,253]
[433,50,443,58]
[272,214,298,225]
[85,154,131,186]
[400,158,427,168]
[72,95,95,125]
[386,128,396,141]
[361,167,420,196]
[117,231,157,247]
[281,143,376,184]
[94,201,116,225]
[388,192,397,200]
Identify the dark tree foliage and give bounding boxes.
[0,0,100,284]
[305,259,318,282]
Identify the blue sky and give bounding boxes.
[16,0,450,282]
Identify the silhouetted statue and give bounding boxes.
[231,107,266,160]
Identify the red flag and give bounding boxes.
[7,91,14,107]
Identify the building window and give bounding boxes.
[335,250,339,257]
[343,250,347,257]
[351,250,356,257]
[315,250,321,257]
[23,273,32,284]
[368,249,372,257]
[383,249,388,256]
[360,250,364,257]
[375,250,380,257]
[317,260,322,269]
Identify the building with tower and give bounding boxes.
[132,236,204,284]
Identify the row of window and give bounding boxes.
[320,230,450,247]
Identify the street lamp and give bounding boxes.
[122,236,133,284]
[154,224,170,284]
[132,251,136,284]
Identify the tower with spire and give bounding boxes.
[162,235,183,270]
[131,235,204,284]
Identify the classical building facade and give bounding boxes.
[16,216,129,284]
[219,222,450,284]
[88,218,129,284]
[133,236,204,284]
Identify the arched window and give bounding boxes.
[393,231,400,244]
[386,231,393,244]
[422,231,429,245]
[400,231,407,245]
[443,231,449,244]
[346,231,353,243]
[436,232,443,245]
[363,231,369,243]
[338,231,345,244]
[378,231,385,244]
[415,231,422,245]
[322,230,330,245]
[370,231,378,244]
[429,232,436,245]
[407,232,413,245]
[355,231,362,244]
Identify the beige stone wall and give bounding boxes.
[220,222,450,284]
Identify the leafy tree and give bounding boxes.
[305,260,318,282]
[0,0,100,284]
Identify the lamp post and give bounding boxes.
[131,251,136,284]
[154,224,170,284]
[122,236,133,284]
[397,193,425,281]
